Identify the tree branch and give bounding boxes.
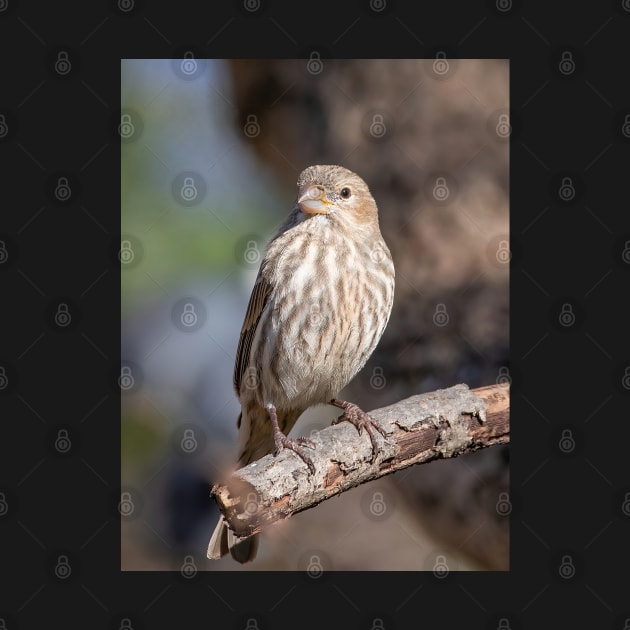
[211,383,509,538]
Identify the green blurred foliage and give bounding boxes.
[121,60,278,311]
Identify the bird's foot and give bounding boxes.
[273,433,316,474]
[330,399,387,463]
[266,403,316,473]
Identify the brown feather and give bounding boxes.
[210,164,395,564]
[233,267,272,397]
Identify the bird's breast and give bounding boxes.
[254,227,392,408]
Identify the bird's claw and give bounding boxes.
[274,434,316,474]
[333,403,387,463]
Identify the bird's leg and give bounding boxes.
[266,403,316,474]
[330,399,388,463]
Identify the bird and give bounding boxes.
[207,164,395,563]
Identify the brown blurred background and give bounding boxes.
[121,58,509,571]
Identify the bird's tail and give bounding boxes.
[207,516,259,563]
[207,405,302,563]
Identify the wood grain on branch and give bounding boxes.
[211,383,509,538]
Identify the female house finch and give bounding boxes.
[208,165,395,563]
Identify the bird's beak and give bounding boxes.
[298,185,331,215]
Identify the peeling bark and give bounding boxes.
[211,383,509,538]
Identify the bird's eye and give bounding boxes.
[340,187,351,199]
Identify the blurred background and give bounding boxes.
[121,58,509,571]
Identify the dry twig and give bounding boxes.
[211,383,509,538]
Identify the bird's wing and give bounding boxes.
[233,266,272,397]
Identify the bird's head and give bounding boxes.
[295,165,378,228]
